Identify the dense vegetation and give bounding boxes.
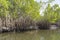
[0,0,40,27]
[0,0,60,32]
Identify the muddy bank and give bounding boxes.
[0,17,59,33]
[0,25,59,33]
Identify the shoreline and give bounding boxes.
[0,25,59,33]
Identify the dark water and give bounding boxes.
[0,29,60,40]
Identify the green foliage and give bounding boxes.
[0,0,40,21]
[43,4,60,23]
[0,0,60,24]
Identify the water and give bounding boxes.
[0,29,60,40]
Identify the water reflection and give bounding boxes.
[0,30,60,40]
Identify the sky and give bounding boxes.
[35,0,60,5]
[51,0,60,6]
[34,0,60,16]
[54,0,60,5]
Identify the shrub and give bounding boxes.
[36,19,51,30]
[14,16,36,31]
